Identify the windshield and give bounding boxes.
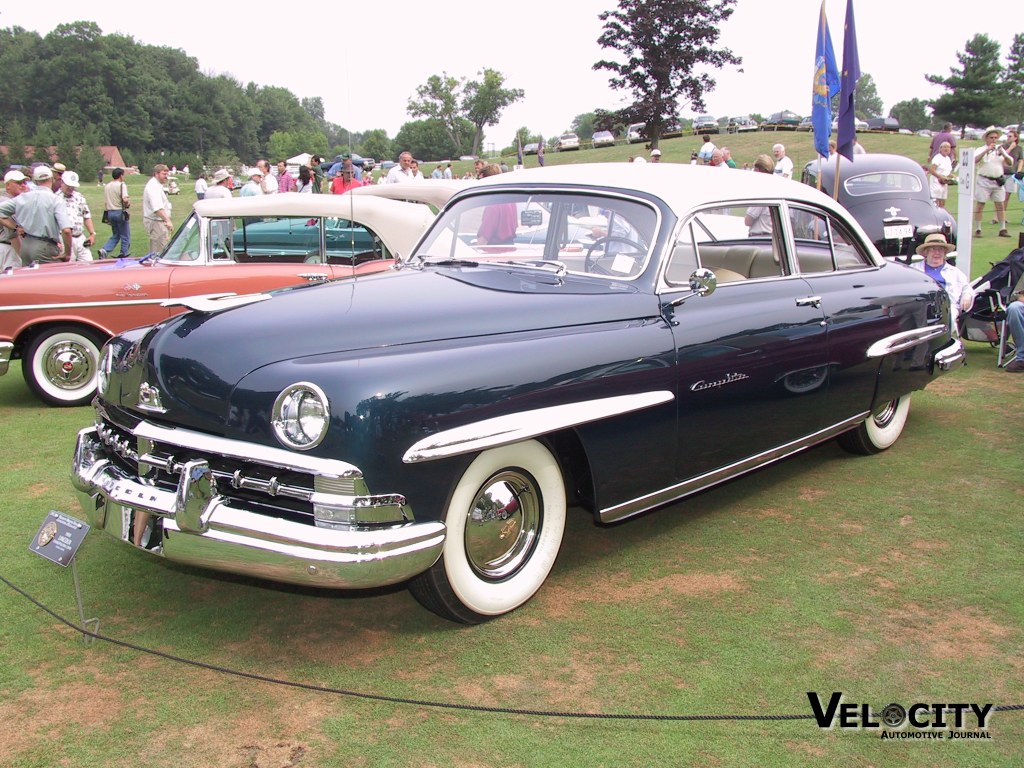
[414,192,659,279]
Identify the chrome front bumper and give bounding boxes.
[71,427,445,589]
[934,337,966,372]
[0,341,12,376]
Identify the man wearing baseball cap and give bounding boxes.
[0,170,29,269]
[59,170,98,261]
[0,165,73,264]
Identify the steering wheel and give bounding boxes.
[583,235,644,276]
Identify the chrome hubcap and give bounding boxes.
[464,470,541,581]
[45,341,94,390]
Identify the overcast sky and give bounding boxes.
[3,1,1018,154]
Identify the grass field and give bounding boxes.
[1,136,1022,766]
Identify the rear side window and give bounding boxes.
[787,206,874,273]
[666,206,787,285]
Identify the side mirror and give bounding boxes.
[689,267,717,296]
[668,267,717,308]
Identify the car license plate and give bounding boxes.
[883,224,913,239]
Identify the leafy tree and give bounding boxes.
[301,97,325,124]
[1002,33,1024,126]
[394,118,470,161]
[888,98,930,131]
[0,118,30,166]
[408,69,524,157]
[570,112,598,140]
[854,73,883,119]
[268,129,328,162]
[593,0,741,148]
[927,34,1004,130]
[358,129,394,163]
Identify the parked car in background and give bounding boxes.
[800,153,957,262]
[661,121,683,139]
[797,116,813,131]
[693,115,719,134]
[73,164,964,624]
[523,142,540,155]
[832,116,870,132]
[556,133,580,151]
[0,194,437,406]
[866,117,900,132]
[727,116,759,133]
[626,122,647,143]
[763,110,802,130]
[591,130,616,148]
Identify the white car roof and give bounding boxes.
[466,162,843,212]
[192,192,437,260]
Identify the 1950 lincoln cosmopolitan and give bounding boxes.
[72,164,965,623]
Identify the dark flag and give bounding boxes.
[837,0,860,161]
[812,1,840,159]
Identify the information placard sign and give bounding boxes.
[29,511,90,567]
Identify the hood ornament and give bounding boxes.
[137,382,167,413]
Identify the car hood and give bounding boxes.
[131,267,657,425]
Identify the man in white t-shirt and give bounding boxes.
[772,144,794,179]
[973,127,1013,237]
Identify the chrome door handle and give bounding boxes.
[796,296,822,308]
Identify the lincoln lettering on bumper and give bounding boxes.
[71,426,445,589]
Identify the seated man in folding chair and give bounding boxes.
[1005,289,1024,372]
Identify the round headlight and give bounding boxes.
[272,383,330,450]
[96,344,113,399]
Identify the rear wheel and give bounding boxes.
[23,326,105,407]
[837,395,911,455]
[409,440,566,623]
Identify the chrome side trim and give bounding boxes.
[133,420,363,479]
[403,391,675,463]
[0,297,175,312]
[0,341,12,376]
[598,413,868,523]
[866,326,945,358]
[161,293,268,313]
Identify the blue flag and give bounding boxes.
[837,0,860,161]
[812,1,840,159]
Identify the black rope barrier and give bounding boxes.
[3,572,1021,722]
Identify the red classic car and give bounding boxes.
[0,193,436,405]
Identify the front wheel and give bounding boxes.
[837,395,911,455]
[409,440,566,623]
[23,325,106,407]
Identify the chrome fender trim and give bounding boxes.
[403,390,675,463]
[866,326,946,358]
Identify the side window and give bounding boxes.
[788,206,873,273]
[229,217,323,264]
[325,219,387,264]
[666,206,786,286]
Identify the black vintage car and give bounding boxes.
[72,165,965,623]
[801,153,957,261]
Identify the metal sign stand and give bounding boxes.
[71,560,100,644]
[29,511,100,644]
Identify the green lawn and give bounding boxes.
[1,139,1021,766]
